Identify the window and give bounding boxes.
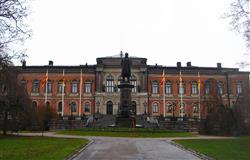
[58,102,62,112]
[117,76,122,92]
[153,102,158,113]
[32,80,39,93]
[179,103,186,114]
[85,83,91,93]
[58,80,65,93]
[20,80,27,90]
[236,81,243,95]
[192,103,199,113]
[71,81,78,93]
[178,83,186,95]
[152,81,159,94]
[191,82,198,95]
[204,81,211,95]
[166,102,173,113]
[70,102,77,112]
[130,76,137,93]
[218,82,224,95]
[85,102,90,112]
[46,80,52,93]
[165,82,172,94]
[106,75,114,93]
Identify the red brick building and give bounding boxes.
[17,57,250,119]
[148,62,249,119]
[18,62,96,117]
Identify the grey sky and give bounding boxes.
[23,0,249,70]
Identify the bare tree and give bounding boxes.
[228,0,250,68]
[0,0,31,59]
[228,0,250,47]
[0,0,31,135]
[0,66,32,135]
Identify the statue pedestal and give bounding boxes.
[115,81,136,127]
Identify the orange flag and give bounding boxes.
[41,70,48,88]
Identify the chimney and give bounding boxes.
[217,63,222,69]
[187,62,191,67]
[21,60,26,68]
[49,60,53,66]
[177,62,181,68]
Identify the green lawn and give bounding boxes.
[57,128,193,137]
[0,136,89,160]
[175,136,250,160]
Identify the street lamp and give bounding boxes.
[96,101,100,113]
[143,101,148,114]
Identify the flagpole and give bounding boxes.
[79,69,82,117]
[45,69,48,103]
[163,69,166,117]
[180,71,183,118]
[198,72,201,120]
[62,69,65,116]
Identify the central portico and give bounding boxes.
[94,52,148,116]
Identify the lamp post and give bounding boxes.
[96,101,100,114]
[143,101,148,114]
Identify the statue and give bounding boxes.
[121,53,131,82]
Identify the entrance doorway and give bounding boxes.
[106,101,113,115]
[131,101,136,114]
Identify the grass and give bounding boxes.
[175,136,250,160]
[56,127,194,137]
[0,136,89,160]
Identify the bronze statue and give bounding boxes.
[121,53,131,82]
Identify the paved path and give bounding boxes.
[14,132,236,160]
[72,137,201,160]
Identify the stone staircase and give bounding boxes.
[89,115,116,128]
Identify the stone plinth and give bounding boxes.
[116,81,135,127]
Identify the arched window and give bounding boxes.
[153,102,158,113]
[106,75,114,93]
[166,102,173,113]
[58,102,62,112]
[71,80,78,93]
[152,81,159,94]
[179,103,186,114]
[191,81,198,95]
[106,101,113,115]
[70,102,77,113]
[131,101,136,113]
[130,76,137,93]
[217,82,224,95]
[32,101,37,109]
[165,81,172,94]
[32,80,40,93]
[192,103,199,113]
[85,102,90,112]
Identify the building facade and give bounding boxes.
[18,55,250,119]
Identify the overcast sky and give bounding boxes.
[23,0,249,70]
